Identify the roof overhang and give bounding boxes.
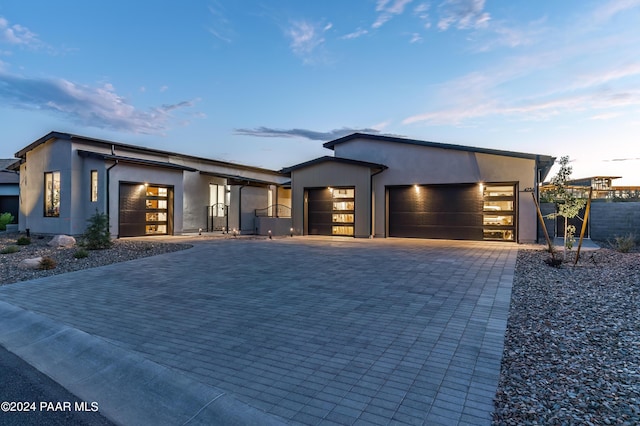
[281,156,388,174]
[199,171,283,186]
[77,150,197,172]
[324,133,556,174]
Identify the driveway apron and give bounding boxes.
[0,238,517,425]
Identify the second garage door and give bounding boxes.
[388,184,483,240]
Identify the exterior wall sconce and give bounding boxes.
[290,227,294,237]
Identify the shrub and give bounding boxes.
[1,245,19,254]
[16,236,31,245]
[74,248,89,259]
[611,234,636,253]
[83,210,112,250]
[39,256,57,270]
[0,212,14,231]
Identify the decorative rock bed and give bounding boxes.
[0,233,191,286]
[494,248,640,425]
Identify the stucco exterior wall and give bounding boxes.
[19,140,73,235]
[291,162,372,238]
[182,172,226,233]
[332,138,539,242]
[108,163,184,237]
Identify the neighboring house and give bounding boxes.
[541,176,640,200]
[283,133,555,243]
[12,132,290,237]
[0,159,20,223]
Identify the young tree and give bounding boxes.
[546,156,587,259]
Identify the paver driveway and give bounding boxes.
[0,237,517,425]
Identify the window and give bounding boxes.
[44,171,61,217]
[482,183,516,241]
[91,170,98,202]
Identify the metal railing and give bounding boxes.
[206,203,228,232]
[254,204,291,218]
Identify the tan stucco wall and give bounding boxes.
[291,162,372,238]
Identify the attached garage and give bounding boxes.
[119,183,174,237]
[388,184,483,240]
[306,187,355,236]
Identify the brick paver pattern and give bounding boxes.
[0,237,517,425]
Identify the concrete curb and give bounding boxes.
[0,300,286,426]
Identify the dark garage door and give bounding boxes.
[307,187,355,236]
[388,184,483,240]
[307,188,332,236]
[119,183,172,237]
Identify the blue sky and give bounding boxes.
[1,0,639,183]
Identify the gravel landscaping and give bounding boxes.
[494,246,640,425]
[0,232,192,286]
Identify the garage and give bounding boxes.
[119,183,173,237]
[388,184,484,240]
[306,187,355,236]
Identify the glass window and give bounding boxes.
[484,186,514,197]
[333,201,355,211]
[333,188,355,198]
[483,215,514,226]
[91,170,98,202]
[44,171,61,217]
[332,226,354,236]
[332,214,354,223]
[484,201,514,211]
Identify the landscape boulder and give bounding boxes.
[48,235,76,248]
[19,257,43,269]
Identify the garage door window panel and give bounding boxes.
[482,184,516,241]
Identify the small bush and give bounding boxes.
[74,248,89,259]
[16,236,31,245]
[611,234,636,253]
[39,256,57,270]
[83,210,112,250]
[1,245,20,254]
[0,212,14,231]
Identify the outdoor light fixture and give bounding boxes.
[328,187,333,193]
[414,184,420,193]
[268,230,272,240]
[290,227,294,237]
[479,183,484,193]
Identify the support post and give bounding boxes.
[574,187,593,265]
[532,192,554,255]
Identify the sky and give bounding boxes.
[1,0,639,184]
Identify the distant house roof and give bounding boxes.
[0,159,19,184]
[15,131,282,176]
[323,133,556,179]
[280,156,388,174]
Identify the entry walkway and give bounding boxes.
[0,238,518,425]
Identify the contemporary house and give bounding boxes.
[11,132,290,238]
[0,159,20,222]
[11,131,555,243]
[283,133,555,243]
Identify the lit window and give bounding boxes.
[44,171,61,217]
[91,170,98,202]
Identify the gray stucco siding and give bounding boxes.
[108,164,184,237]
[291,161,372,238]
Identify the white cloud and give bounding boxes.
[286,19,332,63]
[208,2,233,43]
[590,112,622,120]
[0,71,197,134]
[592,0,640,22]
[0,16,41,47]
[437,0,490,31]
[341,28,368,40]
[373,0,414,29]
[409,33,422,43]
